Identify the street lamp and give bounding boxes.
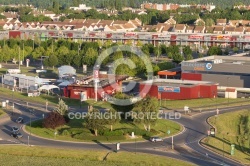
[12,88,14,116]
[226,77,230,105]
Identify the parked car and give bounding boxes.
[150,136,163,142]
[11,126,19,133]
[10,132,23,139]
[16,117,24,123]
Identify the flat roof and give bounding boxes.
[142,79,217,87]
[184,55,250,66]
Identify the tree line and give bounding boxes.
[0,0,248,9]
[0,38,195,76]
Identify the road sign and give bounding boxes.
[116,142,120,152]
[167,130,171,135]
[231,144,235,155]
[210,128,215,137]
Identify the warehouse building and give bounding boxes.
[139,79,217,100]
[181,56,250,88]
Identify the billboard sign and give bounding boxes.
[158,86,180,93]
[181,62,213,71]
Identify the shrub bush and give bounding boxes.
[103,130,124,136]
[68,128,84,135]
[61,129,70,136]
[42,112,66,129]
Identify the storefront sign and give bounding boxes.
[158,86,180,93]
[182,62,213,71]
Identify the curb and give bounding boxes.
[197,114,244,166]
[22,119,186,145]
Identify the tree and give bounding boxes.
[2,45,11,63]
[132,96,159,131]
[82,47,98,66]
[31,46,45,59]
[207,46,222,56]
[167,52,173,59]
[105,109,119,131]
[173,53,184,64]
[42,112,66,129]
[186,54,193,60]
[72,54,82,68]
[84,108,105,136]
[55,99,68,116]
[44,54,58,68]
[233,47,239,53]
[205,18,215,26]
[111,92,134,116]
[153,46,161,58]
[183,46,192,56]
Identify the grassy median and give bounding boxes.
[0,145,194,166]
[201,109,250,165]
[25,119,181,142]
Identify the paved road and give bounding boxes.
[0,97,247,166]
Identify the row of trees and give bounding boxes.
[3,2,250,25]
[43,96,159,137]
[0,0,245,9]
[0,38,191,76]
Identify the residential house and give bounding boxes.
[216,19,227,26]
[234,26,245,34]
[113,25,125,32]
[161,25,174,33]
[84,19,100,25]
[228,20,239,27]
[186,25,194,33]
[98,20,114,27]
[113,20,129,26]
[245,28,250,34]
[205,26,214,33]
[1,12,18,20]
[213,26,224,34]
[122,23,136,31]
[69,4,92,11]
[132,10,147,15]
[104,25,117,32]
[174,24,186,33]
[240,20,250,26]
[224,26,235,34]
[193,26,205,33]
[194,18,205,26]
[164,17,176,25]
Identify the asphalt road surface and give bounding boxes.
[0,96,247,166]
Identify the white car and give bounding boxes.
[150,137,163,142]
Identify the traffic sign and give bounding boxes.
[231,144,235,155]
[167,130,171,135]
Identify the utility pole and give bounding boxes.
[18,46,20,70]
[171,136,174,149]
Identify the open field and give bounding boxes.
[0,145,194,166]
[25,119,181,142]
[161,98,250,110]
[201,109,250,165]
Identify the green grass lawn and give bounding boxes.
[0,145,194,166]
[25,118,181,142]
[160,98,250,110]
[0,107,5,117]
[201,109,250,165]
[0,87,112,109]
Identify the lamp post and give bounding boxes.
[227,77,230,105]
[12,88,14,116]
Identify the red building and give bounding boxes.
[63,74,128,100]
[140,79,217,100]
